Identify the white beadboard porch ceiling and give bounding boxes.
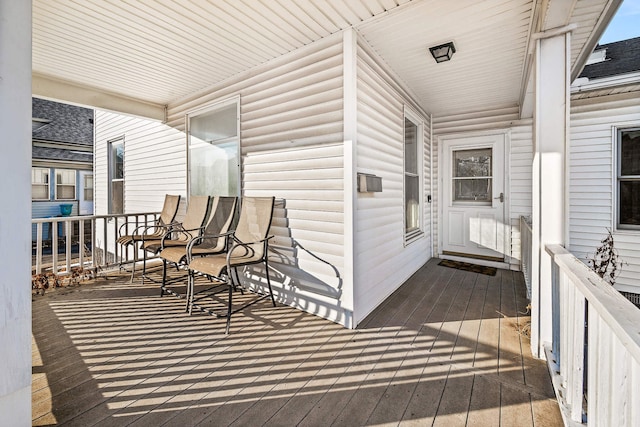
[32,0,614,118]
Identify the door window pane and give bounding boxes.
[453,148,492,203]
[189,102,239,197]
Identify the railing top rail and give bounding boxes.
[546,244,640,362]
[32,212,161,223]
[520,215,532,231]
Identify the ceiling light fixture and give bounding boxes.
[429,42,456,63]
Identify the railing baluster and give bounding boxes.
[36,223,43,275]
[79,219,85,268]
[52,219,58,274]
[65,220,71,274]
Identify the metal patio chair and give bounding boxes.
[186,196,276,334]
[158,196,238,300]
[116,194,181,281]
[139,195,211,283]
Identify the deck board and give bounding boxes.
[32,258,562,426]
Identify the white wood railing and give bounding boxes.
[545,244,640,426]
[32,212,160,275]
[520,215,533,300]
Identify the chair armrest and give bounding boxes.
[225,235,274,264]
[185,230,235,262]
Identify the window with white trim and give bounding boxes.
[617,127,640,229]
[109,137,124,214]
[32,167,50,200]
[404,109,423,241]
[187,98,240,197]
[55,169,76,200]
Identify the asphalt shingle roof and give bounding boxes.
[32,146,93,164]
[579,36,640,80]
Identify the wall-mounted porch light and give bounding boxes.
[429,42,456,63]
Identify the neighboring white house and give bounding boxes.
[569,36,640,299]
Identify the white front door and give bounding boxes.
[441,133,507,262]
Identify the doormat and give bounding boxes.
[438,259,497,276]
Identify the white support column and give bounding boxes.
[0,0,33,424]
[531,29,571,358]
[342,28,358,328]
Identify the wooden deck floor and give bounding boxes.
[32,258,562,426]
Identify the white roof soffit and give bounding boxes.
[32,0,618,120]
[518,0,623,119]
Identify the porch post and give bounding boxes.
[531,29,571,358]
[0,0,33,424]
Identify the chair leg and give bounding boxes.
[141,247,147,285]
[225,278,233,335]
[265,261,276,307]
[187,270,194,314]
[129,242,138,283]
[232,267,243,294]
[160,259,167,297]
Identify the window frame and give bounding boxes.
[108,136,125,214]
[54,169,76,201]
[186,96,241,198]
[616,126,640,231]
[403,107,424,244]
[32,167,50,201]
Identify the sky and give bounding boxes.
[599,0,640,44]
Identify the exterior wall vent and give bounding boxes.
[357,173,382,193]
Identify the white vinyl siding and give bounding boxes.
[354,37,432,323]
[570,95,640,293]
[167,34,349,325]
[94,110,187,216]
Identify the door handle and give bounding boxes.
[494,192,504,203]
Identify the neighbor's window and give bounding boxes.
[617,127,640,229]
[109,137,124,214]
[404,110,423,241]
[84,174,94,202]
[188,98,240,197]
[32,167,50,200]
[55,169,76,200]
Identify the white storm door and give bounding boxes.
[441,133,506,261]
